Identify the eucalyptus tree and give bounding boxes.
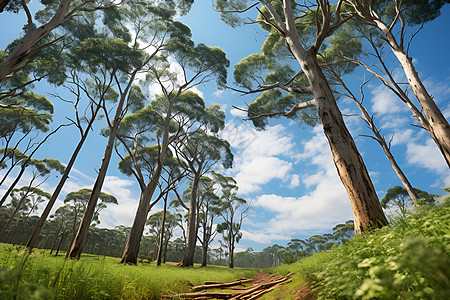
[195,174,222,267]
[118,94,230,265]
[117,42,229,264]
[63,188,117,228]
[66,0,196,259]
[117,142,185,264]
[48,204,74,256]
[0,89,53,143]
[0,0,123,83]
[26,66,119,251]
[63,188,116,252]
[381,186,437,218]
[216,183,249,269]
[146,210,178,264]
[172,171,227,267]
[0,185,52,241]
[287,238,305,261]
[332,220,355,243]
[345,0,450,167]
[325,64,420,206]
[216,0,388,233]
[7,186,51,244]
[175,129,233,267]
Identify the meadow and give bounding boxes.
[0,246,258,299]
[1,202,449,299]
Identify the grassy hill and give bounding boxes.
[264,201,450,299]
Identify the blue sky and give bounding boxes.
[1,1,449,252]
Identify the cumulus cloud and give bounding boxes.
[239,126,353,243]
[221,121,296,194]
[98,176,140,228]
[288,174,300,189]
[370,85,406,115]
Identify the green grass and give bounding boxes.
[0,245,258,299]
[265,203,450,299]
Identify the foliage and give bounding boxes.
[381,185,438,212]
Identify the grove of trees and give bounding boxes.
[0,0,448,270]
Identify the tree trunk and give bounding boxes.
[376,22,450,168]
[201,233,208,267]
[55,230,67,257]
[0,0,74,83]
[120,179,159,263]
[120,98,174,264]
[156,193,168,266]
[179,175,200,267]
[27,103,100,251]
[0,163,27,207]
[163,234,170,263]
[228,240,234,269]
[66,89,127,259]
[288,41,388,232]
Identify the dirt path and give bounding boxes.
[165,271,292,299]
[165,271,315,299]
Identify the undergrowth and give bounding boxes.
[268,202,450,299]
[0,246,258,299]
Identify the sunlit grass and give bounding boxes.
[0,244,258,299]
[265,203,450,299]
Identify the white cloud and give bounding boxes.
[405,137,450,184]
[99,176,140,228]
[221,122,297,195]
[235,157,292,194]
[213,89,226,98]
[230,108,248,117]
[288,174,300,189]
[242,126,353,239]
[240,230,290,244]
[370,85,405,115]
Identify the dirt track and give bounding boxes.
[165,271,316,299]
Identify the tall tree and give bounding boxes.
[117,143,185,264]
[146,210,178,264]
[176,130,233,267]
[118,37,229,264]
[216,191,248,269]
[26,67,116,251]
[67,0,207,261]
[195,173,223,267]
[217,0,388,233]
[345,0,450,167]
